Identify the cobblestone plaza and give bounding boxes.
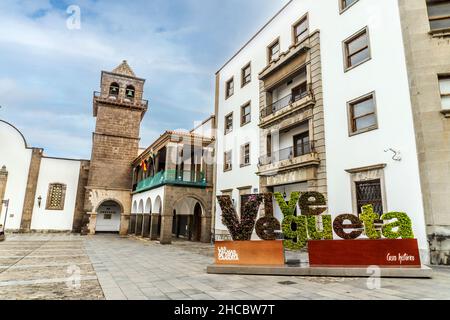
[0,234,449,300]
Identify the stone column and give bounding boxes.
[88,213,97,235]
[142,214,150,237]
[20,148,43,232]
[129,215,136,234]
[150,213,160,240]
[119,213,130,237]
[0,166,8,217]
[135,214,143,236]
[200,216,212,243]
[160,214,173,244]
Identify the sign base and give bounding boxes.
[308,239,422,268]
[215,240,284,266]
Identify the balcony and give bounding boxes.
[258,142,320,176]
[260,89,315,129]
[93,91,149,117]
[134,170,207,194]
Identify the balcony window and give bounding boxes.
[224,151,232,172]
[241,63,251,87]
[439,75,450,110]
[348,93,378,135]
[268,39,280,63]
[292,82,308,103]
[225,78,234,99]
[241,102,251,126]
[427,0,450,32]
[293,16,309,44]
[344,27,370,71]
[224,113,233,135]
[293,132,311,157]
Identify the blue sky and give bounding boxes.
[0,0,288,159]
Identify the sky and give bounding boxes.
[0,0,289,159]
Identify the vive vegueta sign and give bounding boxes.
[215,192,421,267]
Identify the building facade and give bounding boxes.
[398,0,450,265]
[212,0,448,263]
[83,61,148,236]
[129,117,215,244]
[0,120,88,233]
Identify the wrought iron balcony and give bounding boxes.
[134,170,207,193]
[259,142,315,166]
[261,91,309,118]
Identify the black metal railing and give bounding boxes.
[261,90,310,118]
[259,142,315,166]
[93,91,149,108]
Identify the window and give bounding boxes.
[268,39,280,63]
[224,151,232,172]
[356,179,383,215]
[267,134,272,157]
[291,82,308,102]
[125,85,135,99]
[241,143,251,167]
[109,82,119,97]
[340,0,359,12]
[427,0,450,32]
[225,78,234,99]
[241,102,251,126]
[224,112,233,134]
[45,183,67,211]
[348,93,378,135]
[343,27,370,70]
[293,16,309,44]
[439,76,450,110]
[241,63,251,87]
[293,132,311,157]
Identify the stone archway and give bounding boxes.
[96,200,122,233]
[167,195,210,243]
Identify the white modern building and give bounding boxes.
[213,0,434,262]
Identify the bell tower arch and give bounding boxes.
[84,60,148,235]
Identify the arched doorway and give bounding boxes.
[172,197,204,242]
[96,200,121,233]
[192,202,202,242]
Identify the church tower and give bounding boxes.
[84,61,148,235]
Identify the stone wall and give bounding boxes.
[160,185,213,244]
[20,148,43,232]
[71,160,90,233]
[0,166,8,218]
[398,0,450,265]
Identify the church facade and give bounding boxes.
[0,61,214,242]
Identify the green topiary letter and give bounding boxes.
[282,215,308,250]
[307,215,333,240]
[381,212,414,239]
[359,205,381,239]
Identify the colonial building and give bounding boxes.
[212,0,450,264]
[0,61,215,243]
[129,117,215,244]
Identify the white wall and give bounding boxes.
[30,157,81,231]
[132,186,165,215]
[0,121,32,230]
[213,0,428,258]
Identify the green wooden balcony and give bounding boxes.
[134,170,207,194]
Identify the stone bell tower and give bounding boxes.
[84,61,148,235]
